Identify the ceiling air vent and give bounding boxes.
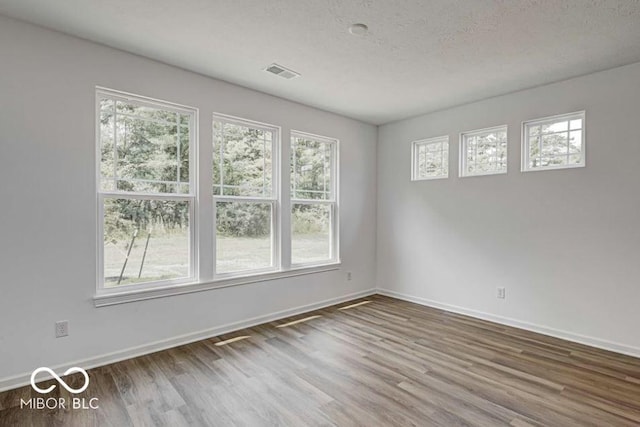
[264,63,300,80]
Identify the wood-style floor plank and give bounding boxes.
[1,295,639,426]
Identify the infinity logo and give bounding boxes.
[30,367,90,394]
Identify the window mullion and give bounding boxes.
[291,198,335,205]
[214,195,275,203]
[100,191,194,202]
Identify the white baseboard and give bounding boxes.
[0,288,376,393]
[377,288,640,359]
[5,287,635,393]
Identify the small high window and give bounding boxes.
[460,126,508,177]
[411,136,449,180]
[522,111,585,171]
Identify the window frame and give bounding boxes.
[95,87,199,294]
[93,90,343,307]
[521,111,586,172]
[459,125,509,178]
[290,130,340,268]
[411,136,449,181]
[212,113,281,279]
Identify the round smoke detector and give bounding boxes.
[349,23,369,36]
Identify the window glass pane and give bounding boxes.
[179,114,191,127]
[462,128,507,176]
[569,131,582,153]
[115,101,179,123]
[418,145,427,177]
[213,125,222,196]
[568,153,583,165]
[542,121,568,133]
[213,122,272,197]
[100,104,115,191]
[99,97,191,194]
[542,133,568,156]
[103,198,190,287]
[216,201,272,274]
[546,154,569,167]
[291,137,333,200]
[569,119,582,130]
[179,126,190,184]
[116,116,178,192]
[292,204,331,264]
[529,136,540,168]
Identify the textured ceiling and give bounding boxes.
[1,0,640,124]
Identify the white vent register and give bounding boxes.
[264,63,300,79]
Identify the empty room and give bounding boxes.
[1,0,640,425]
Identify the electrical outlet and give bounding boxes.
[497,287,506,299]
[55,320,69,338]
[347,272,352,281]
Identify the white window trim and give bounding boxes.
[95,87,199,296]
[459,125,509,178]
[212,113,281,279]
[411,135,449,181]
[521,111,586,172]
[290,130,340,267]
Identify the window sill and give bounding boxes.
[521,163,585,173]
[459,170,508,178]
[93,263,341,307]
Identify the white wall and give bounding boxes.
[377,61,640,357]
[0,15,377,388]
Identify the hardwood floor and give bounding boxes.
[1,295,640,426]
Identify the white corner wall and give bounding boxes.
[377,61,640,357]
[0,15,377,390]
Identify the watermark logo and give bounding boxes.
[21,367,99,410]
[30,367,89,394]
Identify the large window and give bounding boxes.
[97,88,196,289]
[522,111,585,171]
[460,125,508,177]
[411,136,449,180]
[213,115,279,276]
[291,132,339,266]
[96,88,342,302]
